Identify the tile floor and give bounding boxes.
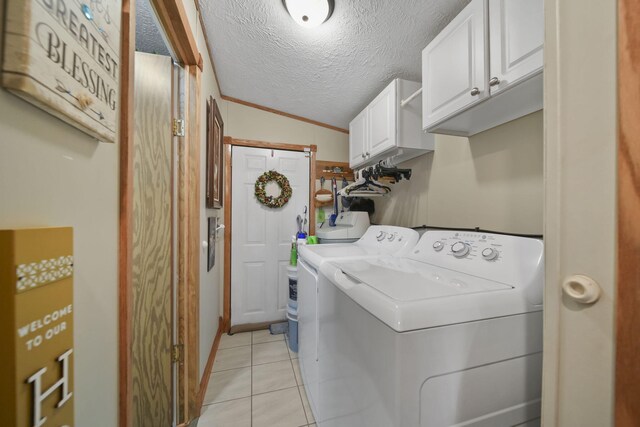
[198,330,316,427]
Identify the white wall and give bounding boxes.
[374,111,544,235]
[0,89,119,424]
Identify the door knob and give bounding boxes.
[562,275,601,304]
[361,153,365,158]
[470,87,480,96]
[365,152,370,157]
[489,77,500,86]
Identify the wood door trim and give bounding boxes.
[221,95,349,134]
[195,317,224,416]
[118,1,134,426]
[150,0,200,68]
[616,0,640,424]
[176,64,202,423]
[225,137,318,153]
[222,137,317,330]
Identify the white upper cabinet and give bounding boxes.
[489,0,544,94]
[349,79,434,169]
[423,0,543,136]
[368,82,397,158]
[422,0,487,127]
[349,109,368,166]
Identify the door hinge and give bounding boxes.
[172,344,184,363]
[173,119,185,137]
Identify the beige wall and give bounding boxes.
[223,100,349,162]
[374,111,543,235]
[0,83,119,424]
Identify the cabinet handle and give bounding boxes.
[470,87,480,96]
[366,152,370,157]
[489,77,500,87]
[361,153,366,158]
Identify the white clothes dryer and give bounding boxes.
[317,230,544,427]
[297,226,420,422]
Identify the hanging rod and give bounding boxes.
[400,87,422,108]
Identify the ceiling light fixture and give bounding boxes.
[283,0,335,28]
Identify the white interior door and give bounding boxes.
[231,146,310,326]
[543,0,616,425]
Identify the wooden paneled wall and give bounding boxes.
[132,52,174,427]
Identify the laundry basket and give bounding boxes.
[286,305,298,353]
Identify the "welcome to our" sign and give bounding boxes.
[2,0,121,142]
[0,227,74,427]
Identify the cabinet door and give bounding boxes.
[489,0,543,94]
[367,80,397,158]
[349,109,367,168]
[422,0,488,129]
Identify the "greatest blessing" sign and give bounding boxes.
[2,0,121,142]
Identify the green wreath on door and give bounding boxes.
[254,170,292,208]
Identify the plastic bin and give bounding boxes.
[287,265,298,302]
[286,305,298,353]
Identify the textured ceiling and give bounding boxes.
[198,0,470,129]
[136,0,171,57]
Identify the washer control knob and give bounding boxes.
[387,233,396,242]
[376,231,387,241]
[451,242,470,258]
[432,241,444,252]
[481,247,499,261]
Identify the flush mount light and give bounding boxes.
[283,0,335,28]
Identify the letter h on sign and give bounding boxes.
[27,349,73,427]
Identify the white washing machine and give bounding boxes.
[297,226,420,422]
[317,230,544,427]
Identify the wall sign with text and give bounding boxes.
[2,0,121,143]
[0,227,74,426]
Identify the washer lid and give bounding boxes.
[299,244,382,269]
[332,258,513,301]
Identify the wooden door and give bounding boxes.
[367,80,397,158]
[489,0,544,95]
[131,52,174,427]
[422,0,487,129]
[349,109,367,168]
[231,146,310,326]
